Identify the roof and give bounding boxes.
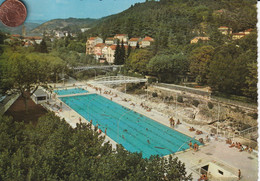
[115,34,127,36]
[142,36,154,41]
[129,38,140,41]
[33,89,47,97]
[232,33,245,35]
[109,45,117,50]
[191,37,209,40]
[245,29,253,32]
[25,36,42,40]
[95,43,105,47]
[105,37,114,40]
[11,34,21,37]
[88,37,98,40]
[218,26,229,29]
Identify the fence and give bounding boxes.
[154,83,211,97]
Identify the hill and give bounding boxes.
[0,22,40,35]
[30,18,98,34]
[84,0,256,46]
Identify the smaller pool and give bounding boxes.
[54,88,88,95]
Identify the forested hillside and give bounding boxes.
[30,18,97,34]
[84,0,256,45]
[83,0,257,102]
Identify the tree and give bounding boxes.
[189,45,214,85]
[114,40,121,65]
[120,40,126,64]
[1,49,65,112]
[38,39,48,53]
[0,113,192,180]
[136,42,140,49]
[127,44,132,58]
[243,61,257,101]
[147,53,189,83]
[126,49,153,75]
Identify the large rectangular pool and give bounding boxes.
[54,88,88,96]
[60,94,202,158]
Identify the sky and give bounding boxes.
[0,0,146,22]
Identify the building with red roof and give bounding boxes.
[140,36,154,48]
[86,36,103,55]
[218,26,232,35]
[128,37,141,47]
[114,34,129,43]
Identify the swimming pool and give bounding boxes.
[60,94,202,158]
[54,88,88,95]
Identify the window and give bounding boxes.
[218,170,224,175]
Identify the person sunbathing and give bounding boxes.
[189,127,195,131]
[196,130,203,135]
[199,138,204,144]
[229,142,235,148]
[248,147,253,153]
[226,138,231,144]
[245,145,249,151]
[239,146,244,152]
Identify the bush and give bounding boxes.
[247,112,258,120]
[152,92,158,97]
[177,96,183,103]
[192,100,200,107]
[169,96,173,101]
[207,102,214,109]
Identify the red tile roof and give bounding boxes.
[245,29,253,32]
[106,37,114,40]
[11,34,21,37]
[116,34,127,36]
[142,36,154,41]
[89,37,97,40]
[129,38,140,41]
[95,43,105,47]
[109,45,117,50]
[25,36,42,40]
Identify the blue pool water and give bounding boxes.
[54,88,88,95]
[60,94,202,158]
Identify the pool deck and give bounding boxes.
[44,83,258,181]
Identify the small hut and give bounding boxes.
[32,89,48,104]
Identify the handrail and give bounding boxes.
[176,136,196,153]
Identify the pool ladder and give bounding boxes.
[176,136,196,153]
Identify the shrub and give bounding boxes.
[247,112,258,120]
[152,92,158,97]
[177,96,183,103]
[169,96,173,101]
[192,100,200,107]
[207,102,214,109]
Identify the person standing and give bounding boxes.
[238,169,241,180]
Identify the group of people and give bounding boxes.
[169,117,181,127]
[228,140,253,153]
[198,174,208,181]
[188,141,199,151]
[140,102,152,112]
[196,130,203,135]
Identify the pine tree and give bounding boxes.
[127,44,132,58]
[136,42,140,49]
[39,39,48,53]
[120,40,126,64]
[114,40,121,65]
